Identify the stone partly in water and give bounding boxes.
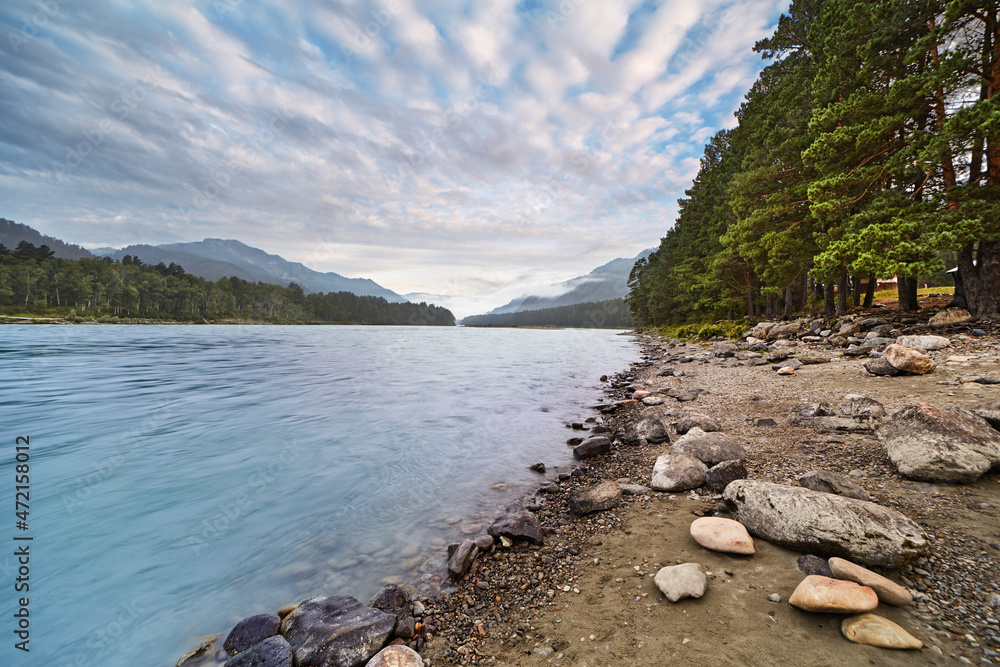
[177,636,219,667]
[280,596,396,667]
[650,453,708,492]
[568,480,622,516]
[487,510,543,545]
[364,644,425,667]
[882,344,937,375]
[675,412,720,435]
[225,614,282,657]
[723,480,928,568]
[368,585,410,622]
[653,563,707,603]
[828,557,913,607]
[224,636,294,667]
[877,403,1000,483]
[689,517,755,555]
[798,470,870,501]
[788,575,879,614]
[841,613,923,649]
[573,435,612,459]
[928,308,972,327]
[447,540,479,579]
[670,428,746,467]
[703,459,748,493]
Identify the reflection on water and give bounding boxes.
[0,324,636,666]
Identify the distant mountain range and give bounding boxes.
[0,219,95,260]
[95,239,407,302]
[480,248,655,316]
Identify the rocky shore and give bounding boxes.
[178,307,1000,667]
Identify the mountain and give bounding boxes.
[0,218,95,260]
[103,239,407,302]
[483,248,655,315]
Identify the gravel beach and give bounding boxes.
[420,317,1000,666]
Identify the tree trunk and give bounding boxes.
[783,285,793,318]
[851,275,862,307]
[960,240,1000,318]
[800,271,809,314]
[949,267,968,309]
[863,274,876,308]
[823,282,836,316]
[897,276,919,312]
[835,275,848,316]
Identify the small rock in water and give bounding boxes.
[529,462,546,474]
[653,563,707,603]
[788,575,878,614]
[224,635,293,667]
[841,613,922,649]
[224,614,281,656]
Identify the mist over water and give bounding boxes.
[0,324,636,666]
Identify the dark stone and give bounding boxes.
[591,425,610,434]
[766,351,790,363]
[487,510,543,544]
[756,418,777,427]
[368,585,409,622]
[568,481,622,515]
[704,459,748,493]
[473,535,494,550]
[798,470,870,501]
[571,423,585,430]
[566,437,583,446]
[573,435,611,459]
[972,329,987,336]
[790,403,834,418]
[447,540,478,579]
[224,636,293,667]
[393,616,416,640]
[772,359,803,371]
[529,462,546,473]
[797,555,834,578]
[857,318,888,331]
[538,484,560,494]
[620,414,671,445]
[974,377,1000,385]
[675,413,720,435]
[797,357,831,365]
[843,346,871,357]
[225,615,281,657]
[280,595,395,667]
[863,357,902,376]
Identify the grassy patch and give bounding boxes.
[656,321,750,342]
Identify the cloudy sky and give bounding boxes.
[0,0,787,316]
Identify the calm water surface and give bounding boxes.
[0,325,636,666]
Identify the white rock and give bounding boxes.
[654,563,707,602]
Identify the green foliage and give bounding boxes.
[655,321,749,342]
[628,0,1000,324]
[0,242,455,326]
[461,300,633,328]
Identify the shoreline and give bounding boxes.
[180,315,999,666]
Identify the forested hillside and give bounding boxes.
[628,0,1000,326]
[462,300,633,328]
[0,241,454,325]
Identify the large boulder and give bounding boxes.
[882,344,937,375]
[670,428,745,467]
[929,308,972,327]
[619,414,670,446]
[280,596,396,667]
[722,480,928,568]
[568,480,622,515]
[650,453,707,492]
[767,322,802,340]
[798,470,870,501]
[487,510,543,544]
[675,412,720,435]
[895,335,950,351]
[573,435,611,459]
[877,403,1000,483]
[225,615,281,656]
[224,636,293,667]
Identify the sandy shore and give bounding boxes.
[421,322,1000,666]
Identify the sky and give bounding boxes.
[0,0,788,317]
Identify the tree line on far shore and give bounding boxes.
[628,0,999,327]
[461,299,634,328]
[0,241,455,325]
